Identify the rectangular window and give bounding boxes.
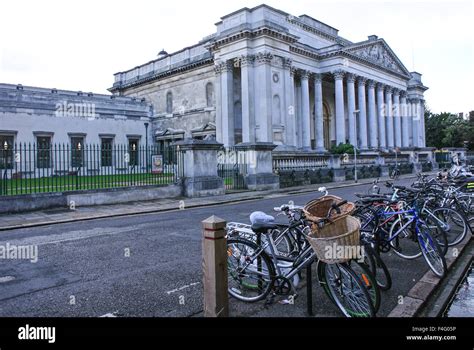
[36,136,52,169]
[128,139,139,166]
[71,137,84,167]
[0,135,14,169]
[101,138,113,167]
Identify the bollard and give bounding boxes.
[202,215,228,317]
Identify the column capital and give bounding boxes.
[376,82,385,91]
[255,51,273,65]
[357,76,367,86]
[299,69,311,80]
[313,73,323,83]
[290,66,298,77]
[346,73,356,83]
[218,61,234,73]
[385,86,394,94]
[332,69,345,80]
[367,79,377,89]
[239,54,255,67]
[399,90,407,98]
[392,88,400,96]
[282,57,293,69]
[411,98,420,104]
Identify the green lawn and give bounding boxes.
[0,173,175,196]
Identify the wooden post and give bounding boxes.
[202,215,228,317]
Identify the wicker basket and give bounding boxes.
[306,215,361,264]
[303,195,355,222]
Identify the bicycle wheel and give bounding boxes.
[349,260,381,312]
[430,207,468,246]
[227,238,275,302]
[417,227,447,278]
[457,194,473,220]
[389,217,422,259]
[320,262,376,317]
[353,205,379,236]
[362,243,392,291]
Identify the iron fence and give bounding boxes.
[0,143,183,196]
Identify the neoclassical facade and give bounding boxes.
[110,5,428,152]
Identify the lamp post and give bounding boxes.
[144,122,149,171]
[353,110,360,183]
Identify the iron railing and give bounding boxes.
[0,143,183,196]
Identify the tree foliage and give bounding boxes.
[425,111,473,150]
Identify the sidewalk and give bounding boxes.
[0,173,425,231]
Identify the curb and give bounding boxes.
[0,172,427,231]
[388,237,473,317]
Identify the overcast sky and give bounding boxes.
[0,0,472,114]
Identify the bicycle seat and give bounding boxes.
[251,222,279,233]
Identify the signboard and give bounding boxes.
[151,155,163,174]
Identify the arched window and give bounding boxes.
[166,91,173,114]
[206,82,215,107]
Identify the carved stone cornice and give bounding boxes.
[332,69,345,80]
[255,51,274,65]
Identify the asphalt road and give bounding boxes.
[0,178,430,317]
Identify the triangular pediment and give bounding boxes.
[344,39,410,77]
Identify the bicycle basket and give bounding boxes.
[303,195,355,222]
[306,215,361,264]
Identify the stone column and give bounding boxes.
[407,100,413,147]
[346,73,357,146]
[314,73,325,152]
[300,70,311,150]
[400,91,409,147]
[393,89,402,147]
[283,59,296,148]
[419,99,426,147]
[357,77,368,149]
[385,86,394,149]
[333,70,346,145]
[254,52,273,143]
[376,83,386,150]
[412,98,420,147]
[214,64,223,143]
[240,55,255,143]
[367,80,378,149]
[234,142,279,191]
[220,61,234,147]
[174,139,225,197]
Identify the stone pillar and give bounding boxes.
[234,142,279,191]
[314,73,325,152]
[346,73,356,146]
[419,99,426,147]
[328,155,346,182]
[357,77,368,149]
[240,55,256,143]
[254,52,273,142]
[412,98,420,147]
[400,91,409,147]
[283,59,296,148]
[300,70,311,150]
[220,61,234,146]
[407,100,413,147]
[385,86,394,149]
[214,64,223,143]
[393,89,402,147]
[367,80,378,149]
[174,139,225,197]
[376,83,386,150]
[333,70,346,145]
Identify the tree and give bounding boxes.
[425,111,473,150]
